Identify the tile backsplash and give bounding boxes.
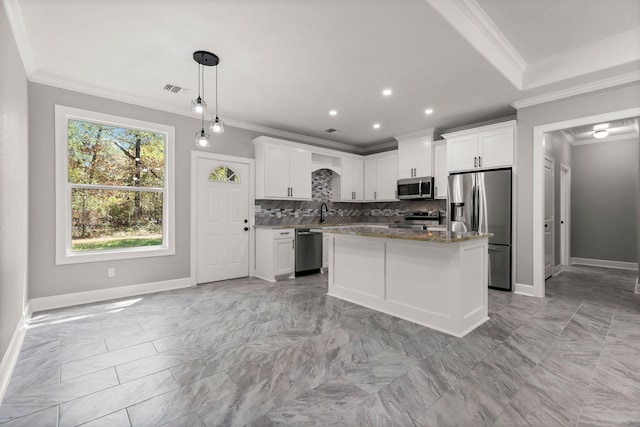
[255,199,446,226]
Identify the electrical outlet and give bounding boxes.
[276,211,282,218]
[107,267,116,277]
[294,211,299,218]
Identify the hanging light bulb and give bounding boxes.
[191,96,207,114]
[210,116,224,133]
[209,63,225,133]
[195,128,210,147]
[191,57,207,114]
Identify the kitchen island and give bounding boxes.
[324,226,491,337]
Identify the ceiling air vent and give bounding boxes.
[163,84,187,94]
[324,128,340,133]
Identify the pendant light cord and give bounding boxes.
[215,66,219,116]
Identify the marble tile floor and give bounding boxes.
[0,265,638,426]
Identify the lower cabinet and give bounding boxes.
[255,228,295,281]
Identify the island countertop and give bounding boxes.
[323,226,492,243]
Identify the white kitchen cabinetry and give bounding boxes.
[340,157,364,201]
[433,140,447,199]
[397,135,432,179]
[322,233,330,269]
[364,151,398,201]
[255,228,295,281]
[444,121,515,173]
[254,136,312,200]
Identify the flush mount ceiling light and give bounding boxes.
[191,51,221,147]
[593,129,609,139]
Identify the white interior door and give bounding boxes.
[560,165,571,267]
[544,156,554,279]
[197,158,250,284]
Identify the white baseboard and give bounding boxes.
[0,305,30,405]
[514,282,535,297]
[571,257,638,271]
[29,277,193,313]
[553,265,563,276]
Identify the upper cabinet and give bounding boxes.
[443,121,515,173]
[432,140,447,199]
[397,134,432,179]
[254,136,312,200]
[340,156,364,201]
[364,151,398,201]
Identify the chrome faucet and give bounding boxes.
[320,203,329,223]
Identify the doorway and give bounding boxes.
[533,107,640,298]
[544,155,554,279]
[191,152,255,284]
[560,165,571,268]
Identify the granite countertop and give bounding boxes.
[254,223,394,229]
[322,226,492,243]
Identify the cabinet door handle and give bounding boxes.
[435,186,438,196]
[292,240,295,249]
[474,157,477,167]
[374,191,377,200]
[478,156,482,167]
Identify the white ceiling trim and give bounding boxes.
[394,128,435,142]
[524,28,640,90]
[425,0,526,90]
[511,71,640,110]
[3,0,35,76]
[30,72,364,154]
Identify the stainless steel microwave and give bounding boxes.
[397,177,434,200]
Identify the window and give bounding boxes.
[209,166,239,182]
[55,105,175,264]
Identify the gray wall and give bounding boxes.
[571,138,638,263]
[516,82,640,287]
[28,83,267,299]
[0,5,29,360]
[544,131,572,267]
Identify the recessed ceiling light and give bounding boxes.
[424,108,434,115]
[329,110,337,116]
[373,123,381,129]
[593,129,609,139]
[382,89,392,97]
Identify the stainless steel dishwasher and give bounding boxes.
[295,229,323,276]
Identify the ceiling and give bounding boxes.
[6,0,640,151]
[560,118,639,145]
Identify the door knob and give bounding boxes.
[244,227,249,231]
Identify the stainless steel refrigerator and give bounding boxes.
[448,168,512,290]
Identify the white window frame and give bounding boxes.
[55,105,175,265]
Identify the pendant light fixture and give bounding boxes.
[192,51,219,147]
[209,63,224,133]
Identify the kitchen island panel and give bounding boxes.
[327,233,489,337]
[332,236,385,300]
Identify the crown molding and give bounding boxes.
[394,128,435,142]
[512,71,640,110]
[524,28,640,90]
[3,0,36,76]
[360,140,398,155]
[221,118,362,153]
[29,73,366,154]
[425,0,526,90]
[558,130,575,145]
